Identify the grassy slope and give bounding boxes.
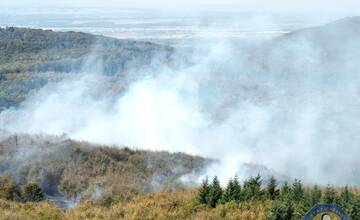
[0,134,210,202]
[1,187,360,220]
[0,189,268,220]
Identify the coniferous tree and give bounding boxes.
[268,199,294,220]
[284,200,294,220]
[222,178,234,203]
[267,176,278,200]
[280,181,291,200]
[268,201,285,220]
[291,179,304,202]
[232,176,242,201]
[208,176,222,208]
[349,197,360,220]
[222,176,242,203]
[243,174,262,200]
[341,185,351,202]
[338,185,352,209]
[309,185,322,206]
[197,177,210,205]
[322,185,337,204]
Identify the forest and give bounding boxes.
[0,173,359,220]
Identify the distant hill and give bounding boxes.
[0,134,210,207]
[0,27,173,110]
[262,16,360,67]
[0,27,173,75]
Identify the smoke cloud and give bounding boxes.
[2,17,360,186]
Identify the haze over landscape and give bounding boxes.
[0,1,360,219]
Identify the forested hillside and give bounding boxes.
[1,175,360,220]
[0,27,172,75]
[0,134,210,208]
[0,27,173,111]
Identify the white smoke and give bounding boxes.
[2,18,360,186]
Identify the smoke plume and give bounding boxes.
[1,17,360,186]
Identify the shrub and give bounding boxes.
[22,183,45,202]
[0,176,22,201]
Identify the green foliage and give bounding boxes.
[338,185,353,212]
[197,177,210,205]
[309,185,322,206]
[349,197,360,220]
[243,174,262,200]
[291,179,304,202]
[0,176,22,201]
[322,185,337,204]
[280,181,291,200]
[0,27,173,111]
[208,176,222,208]
[221,176,242,203]
[266,176,279,200]
[268,200,294,220]
[22,183,45,202]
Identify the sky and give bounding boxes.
[1,0,360,15]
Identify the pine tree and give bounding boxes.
[243,174,262,200]
[350,197,360,220]
[222,176,242,203]
[208,176,222,208]
[322,185,337,204]
[268,199,294,220]
[268,201,285,220]
[222,178,234,203]
[280,181,291,200]
[309,185,322,206]
[284,200,294,220]
[232,176,242,201]
[339,186,352,204]
[267,176,278,200]
[291,179,304,202]
[197,177,210,205]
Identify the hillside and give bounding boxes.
[0,27,173,111]
[258,16,360,72]
[0,134,211,208]
[1,177,360,220]
[0,27,173,75]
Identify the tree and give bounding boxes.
[338,185,353,211]
[243,174,262,200]
[222,178,234,203]
[267,176,279,200]
[349,197,360,220]
[280,182,291,200]
[197,177,210,205]
[23,183,45,202]
[291,179,304,202]
[268,200,294,220]
[222,176,242,203]
[0,176,22,201]
[208,176,222,208]
[322,185,337,204]
[309,185,322,206]
[232,176,242,201]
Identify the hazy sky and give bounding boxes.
[1,0,360,15]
